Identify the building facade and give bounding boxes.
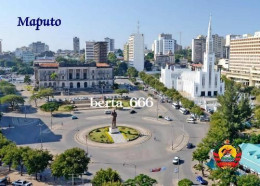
[104,37,115,53]
[0,39,2,54]
[123,43,129,61]
[192,35,206,63]
[153,33,175,56]
[85,41,95,63]
[128,33,144,72]
[225,32,260,86]
[34,62,113,92]
[73,37,80,54]
[22,51,35,63]
[29,41,49,55]
[161,17,225,98]
[94,42,108,63]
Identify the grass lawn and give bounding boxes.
[58,105,74,112]
[88,127,114,143]
[118,126,139,141]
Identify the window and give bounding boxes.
[202,75,205,88]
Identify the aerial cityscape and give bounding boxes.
[1,0,260,186]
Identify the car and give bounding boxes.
[186,142,194,149]
[164,116,172,121]
[172,156,180,164]
[129,110,136,114]
[71,115,78,119]
[12,180,32,186]
[207,108,214,114]
[172,103,180,109]
[186,118,195,124]
[196,176,207,185]
[104,110,112,114]
[0,176,8,185]
[160,99,165,103]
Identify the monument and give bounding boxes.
[109,110,119,134]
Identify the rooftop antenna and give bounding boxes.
[137,21,140,34]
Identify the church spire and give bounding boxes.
[206,14,213,54]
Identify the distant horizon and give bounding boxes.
[1,0,260,52]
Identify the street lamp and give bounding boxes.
[50,108,54,129]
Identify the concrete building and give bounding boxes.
[128,33,144,71]
[104,37,115,53]
[225,32,260,86]
[29,41,49,55]
[94,42,108,63]
[161,16,224,98]
[73,37,80,54]
[22,51,35,63]
[14,46,30,58]
[34,62,113,92]
[192,35,206,63]
[212,34,225,59]
[0,39,2,54]
[123,43,129,61]
[85,41,95,63]
[154,51,175,68]
[153,33,175,56]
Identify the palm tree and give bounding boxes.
[50,72,58,80]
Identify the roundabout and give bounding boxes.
[74,124,152,148]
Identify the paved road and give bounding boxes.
[1,80,209,185]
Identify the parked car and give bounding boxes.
[12,180,32,186]
[160,99,165,103]
[200,115,210,122]
[164,116,172,121]
[71,115,78,120]
[172,103,180,109]
[196,176,207,185]
[172,156,180,164]
[129,110,136,114]
[186,142,194,149]
[186,117,195,124]
[0,176,8,185]
[207,108,214,114]
[180,108,189,115]
[104,110,112,114]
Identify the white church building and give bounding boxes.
[160,17,225,98]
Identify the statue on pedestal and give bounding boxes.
[111,110,117,129]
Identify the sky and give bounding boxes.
[0,0,260,52]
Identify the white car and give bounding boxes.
[104,110,112,114]
[12,180,32,186]
[172,156,180,164]
[164,116,172,121]
[186,118,195,124]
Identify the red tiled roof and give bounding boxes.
[39,63,59,68]
[191,63,203,67]
[96,63,110,67]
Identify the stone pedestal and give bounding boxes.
[109,127,119,134]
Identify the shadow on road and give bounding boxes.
[1,116,62,145]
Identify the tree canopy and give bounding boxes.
[124,174,157,186]
[92,168,121,185]
[178,178,193,186]
[0,94,24,110]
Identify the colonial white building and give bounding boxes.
[160,17,225,97]
[153,33,175,55]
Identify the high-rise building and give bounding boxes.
[123,43,129,61]
[192,35,206,63]
[225,32,260,86]
[212,34,225,59]
[94,42,108,63]
[29,41,49,55]
[128,33,144,72]
[104,37,115,53]
[153,33,175,56]
[73,37,80,54]
[0,39,2,54]
[85,41,95,63]
[22,51,35,63]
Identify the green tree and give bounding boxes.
[92,168,121,186]
[191,106,203,116]
[0,143,17,171]
[124,174,157,186]
[108,52,118,63]
[50,72,58,80]
[209,168,237,186]
[12,146,31,176]
[29,92,41,107]
[115,89,129,98]
[51,147,90,179]
[24,75,31,85]
[145,52,154,61]
[23,149,53,180]
[178,178,193,186]
[192,146,210,176]
[0,94,25,111]
[0,133,11,149]
[237,174,260,186]
[38,88,54,102]
[0,81,16,95]
[127,67,138,78]
[40,102,60,116]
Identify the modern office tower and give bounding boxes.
[212,34,225,58]
[128,33,144,72]
[85,41,95,63]
[224,34,241,59]
[0,39,2,54]
[29,41,49,55]
[123,43,129,61]
[192,35,206,63]
[94,42,108,62]
[226,32,260,86]
[104,37,115,53]
[153,33,175,56]
[73,37,80,54]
